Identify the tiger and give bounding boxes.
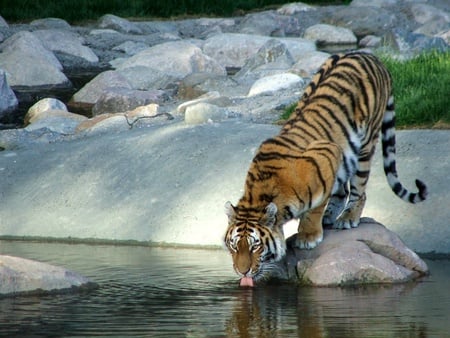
[224,51,428,285]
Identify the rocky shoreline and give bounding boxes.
[0,0,449,139]
[0,0,448,294]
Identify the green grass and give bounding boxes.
[281,51,450,128]
[0,0,350,23]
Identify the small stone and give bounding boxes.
[248,73,304,97]
[184,102,228,124]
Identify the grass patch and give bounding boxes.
[281,51,450,129]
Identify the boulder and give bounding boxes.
[324,5,397,37]
[0,255,94,296]
[235,39,295,78]
[410,4,450,25]
[98,14,143,34]
[350,0,397,7]
[0,31,70,88]
[0,69,18,119]
[70,70,132,105]
[285,218,429,285]
[248,73,304,97]
[277,2,316,15]
[92,87,168,115]
[116,65,177,91]
[237,11,294,36]
[116,40,226,79]
[24,112,87,134]
[30,17,72,30]
[202,33,315,69]
[290,51,331,76]
[304,24,357,45]
[25,97,68,125]
[33,29,99,64]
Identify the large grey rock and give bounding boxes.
[247,73,304,97]
[0,69,18,119]
[0,255,93,296]
[410,3,450,25]
[30,18,72,30]
[324,5,397,37]
[71,70,132,105]
[98,14,143,34]
[202,33,315,69]
[237,10,299,37]
[350,0,397,7]
[92,87,167,115]
[286,218,428,285]
[116,40,226,79]
[304,24,357,45]
[33,29,99,63]
[235,39,295,79]
[0,31,70,87]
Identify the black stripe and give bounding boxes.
[303,156,327,194]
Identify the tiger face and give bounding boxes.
[224,202,286,282]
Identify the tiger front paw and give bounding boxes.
[291,231,323,250]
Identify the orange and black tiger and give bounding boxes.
[224,51,428,285]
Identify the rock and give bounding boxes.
[286,218,429,286]
[0,69,18,119]
[184,102,228,124]
[414,19,450,38]
[350,0,397,7]
[92,87,168,115]
[235,39,295,78]
[116,66,177,91]
[0,15,9,28]
[0,31,70,88]
[324,5,396,37]
[25,112,87,134]
[30,17,72,30]
[237,11,288,36]
[70,70,132,105]
[410,4,450,25]
[202,33,316,69]
[78,114,130,135]
[290,51,331,76]
[112,40,149,55]
[277,2,316,15]
[248,73,304,97]
[33,29,99,64]
[359,35,383,48]
[116,40,226,79]
[304,24,357,45]
[25,98,68,125]
[0,255,94,296]
[98,14,143,34]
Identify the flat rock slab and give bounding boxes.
[0,255,95,296]
[285,218,429,286]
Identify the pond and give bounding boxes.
[1,240,449,337]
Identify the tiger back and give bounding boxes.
[224,51,428,284]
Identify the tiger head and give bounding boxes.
[224,201,286,282]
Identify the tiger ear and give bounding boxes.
[260,202,278,228]
[225,201,236,223]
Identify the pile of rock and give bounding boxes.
[0,0,448,143]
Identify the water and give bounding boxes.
[1,241,449,337]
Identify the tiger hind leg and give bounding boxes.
[322,183,349,228]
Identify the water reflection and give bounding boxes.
[0,241,448,337]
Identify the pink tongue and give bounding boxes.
[239,276,254,287]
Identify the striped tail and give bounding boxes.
[381,96,428,203]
